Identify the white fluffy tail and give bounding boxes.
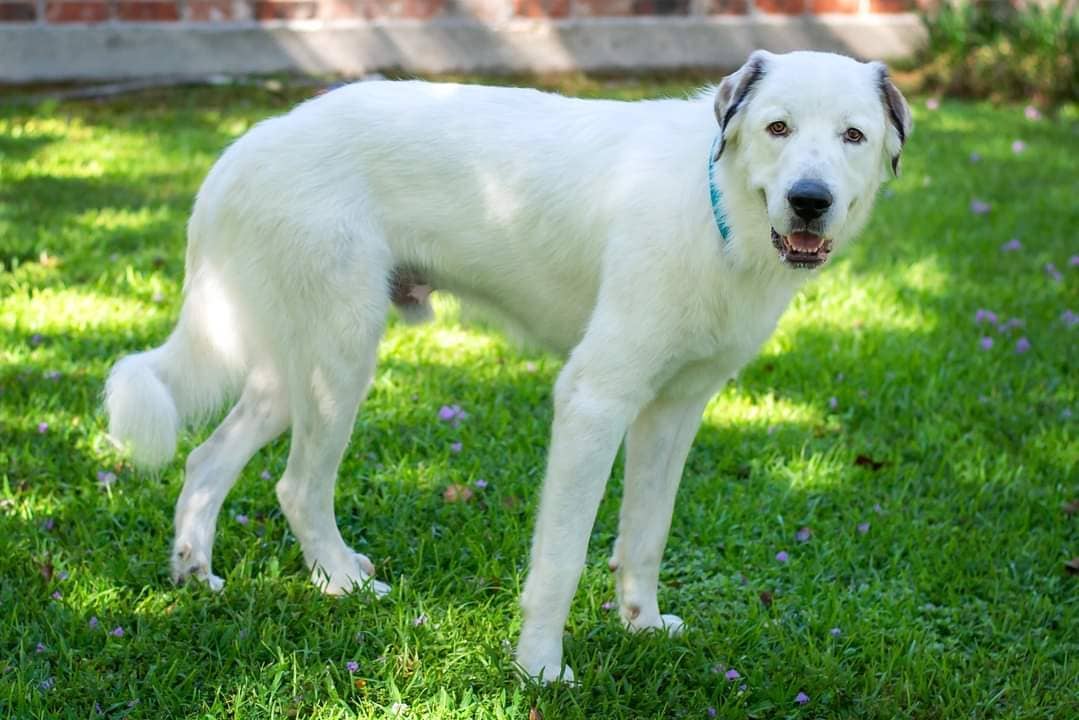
[105,274,245,469]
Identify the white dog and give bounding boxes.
[105,50,910,682]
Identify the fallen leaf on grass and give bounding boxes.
[529,707,544,720]
[1062,499,1079,517]
[442,484,473,503]
[759,590,774,608]
[854,454,886,471]
[1066,558,1079,576]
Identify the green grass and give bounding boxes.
[1,79,1077,719]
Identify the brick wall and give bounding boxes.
[0,0,916,22]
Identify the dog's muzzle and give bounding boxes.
[771,228,832,269]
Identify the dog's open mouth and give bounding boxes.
[771,228,832,269]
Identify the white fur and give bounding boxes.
[104,50,909,682]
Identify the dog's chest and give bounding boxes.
[662,273,797,400]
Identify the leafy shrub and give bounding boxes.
[914,0,1077,106]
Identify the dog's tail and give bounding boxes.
[105,270,245,469]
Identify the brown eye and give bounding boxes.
[844,127,865,143]
[767,121,790,137]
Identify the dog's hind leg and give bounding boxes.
[610,394,706,635]
[172,368,289,590]
[272,249,391,596]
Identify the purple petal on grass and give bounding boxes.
[707,708,717,718]
[44,370,61,381]
[412,614,427,627]
[30,333,43,346]
[830,627,842,637]
[474,478,488,490]
[979,336,994,351]
[35,642,46,653]
[260,470,271,480]
[925,97,940,110]
[1000,238,1022,252]
[88,616,99,630]
[775,551,789,563]
[795,692,810,705]
[999,317,1024,332]
[1062,310,1078,328]
[1062,409,1073,420]
[1046,263,1063,282]
[437,405,457,422]
[828,396,838,410]
[51,591,61,600]
[1024,105,1041,121]
[970,199,990,215]
[974,309,997,325]
[857,522,871,535]
[110,626,124,637]
[42,517,55,531]
[1069,255,1079,267]
[37,422,48,434]
[601,601,616,611]
[235,514,249,525]
[1015,337,1031,354]
[96,470,117,488]
[38,676,54,691]
[449,441,462,454]
[795,527,812,543]
[738,684,747,693]
[346,660,359,673]
[1011,140,1026,154]
[58,571,68,581]
[969,152,981,163]
[725,669,741,681]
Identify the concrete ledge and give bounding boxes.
[0,17,926,83]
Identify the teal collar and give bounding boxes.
[707,136,732,248]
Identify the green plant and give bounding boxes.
[917,0,1078,106]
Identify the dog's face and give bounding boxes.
[715,50,912,271]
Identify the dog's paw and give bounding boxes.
[171,543,224,592]
[311,552,390,597]
[623,610,685,636]
[515,660,576,686]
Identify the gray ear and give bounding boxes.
[713,50,771,161]
[870,62,913,177]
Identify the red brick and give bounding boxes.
[755,0,804,12]
[812,0,858,11]
[116,1,180,19]
[707,0,747,12]
[869,0,912,11]
[360,0,445,18]
[187,0,234,19]
[319,0,362,18]
[514,0,569,17]
[45,0,110,21]
[253,0,319,18]
[0,2,36,20]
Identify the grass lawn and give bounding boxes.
[1,77,1076,719]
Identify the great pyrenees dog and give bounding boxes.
[105,50,911,682]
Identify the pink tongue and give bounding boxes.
[789,231,824,252]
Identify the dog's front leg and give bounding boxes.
[515,360,647,684]
[610,393,708,635]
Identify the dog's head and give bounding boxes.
[714,50,911,271]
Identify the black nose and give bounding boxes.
[787,180,833,221]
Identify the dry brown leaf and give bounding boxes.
[442,483,474,504]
